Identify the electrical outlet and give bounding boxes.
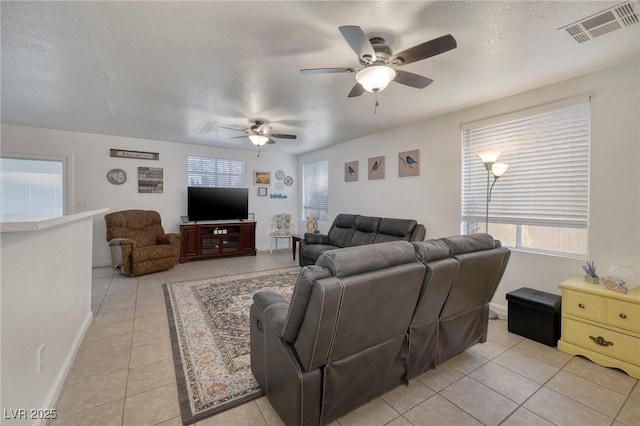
[38,344,45,372]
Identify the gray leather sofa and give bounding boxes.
[251,234,510,425]
[298,213,426,266]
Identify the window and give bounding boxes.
[461,97,591,257]
[1,156,66,221]
[302,159,329,222]
[187,156,244,187]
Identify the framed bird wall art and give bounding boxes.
[368,156,385,180]
[398,149,420,177]
[344,160,359,182]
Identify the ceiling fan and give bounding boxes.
[221,120,297,147]
[301,25,457,97]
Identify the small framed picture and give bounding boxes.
[248,212,255,221]
[258,187,268,196]
[254,171,271,185]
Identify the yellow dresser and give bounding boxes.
[558,277,640,378]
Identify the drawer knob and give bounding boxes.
[619,313,627,319]
[589,335,614,347]
[578,303,585,309]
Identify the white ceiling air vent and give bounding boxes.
[560,1,639,43]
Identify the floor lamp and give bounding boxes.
[478,152,509,320]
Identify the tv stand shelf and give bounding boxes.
[179,221,256,262]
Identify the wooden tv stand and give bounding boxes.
[179,221,256,262]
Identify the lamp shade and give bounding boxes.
[477,151,501,164]
[355,65,397,92]
[492,162,509,177]
[248,134,269,146]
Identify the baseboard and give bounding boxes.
[34,310,93,426]
[490,302,508,318]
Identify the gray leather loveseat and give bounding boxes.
[251,234,510,425]
[298,213,426,266]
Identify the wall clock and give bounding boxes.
[107,168,127,185]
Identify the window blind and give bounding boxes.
[302,159,329,214]
[462,100,591,229]
[187,156,244,187]
[1,157,64,221]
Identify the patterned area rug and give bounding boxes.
[163,267,300,425]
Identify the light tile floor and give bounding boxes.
[51,250,640,426]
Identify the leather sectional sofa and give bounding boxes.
[250,234,510,425]
[298,213,426,266]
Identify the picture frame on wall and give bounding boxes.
[254,171,271,185]
[368,156,385,180]
[258,187,268,196]
[398,149,420,177]
[344,160,359,182]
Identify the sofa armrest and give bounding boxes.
[253,292,290,337]
[158,233,180,245]
[108,238,135,247]
[304,233,329,245]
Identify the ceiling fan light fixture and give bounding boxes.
[355,65,396,92]
[249,134,269,146]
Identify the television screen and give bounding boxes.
[187,187,248,222]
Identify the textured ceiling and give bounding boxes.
[2,1,639,155]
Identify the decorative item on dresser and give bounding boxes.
[557,276,640,379]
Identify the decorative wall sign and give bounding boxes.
[258,187,268,196]
[138,167,163,193]
[368,156,385,180]
[398,149,420,177]
[283,176,293,186]
[274,170,285,180]
[110,148,159,161]
[270,194,288,199]
[254,171,271,185]
[344,160,359,182]
[275,181,285,191]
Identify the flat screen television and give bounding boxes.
[187,187,249,222]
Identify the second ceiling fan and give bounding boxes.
[222,120,297,147]
[301,25,457,97]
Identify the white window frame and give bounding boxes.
[461,96,591,257]
[301,159,329,222]
[0,153,73,221]
[187,156,244,188]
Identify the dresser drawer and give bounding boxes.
[563,318,640,365]
[605,299,640,333]
[564,290,602,321]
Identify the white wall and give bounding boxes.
[1,212,100,424]
[298,60,640,313]
[0,126,299,266]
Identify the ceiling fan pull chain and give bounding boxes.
[374,91,379,114]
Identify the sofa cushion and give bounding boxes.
[372,218,417,244]
[316,241,416,278]
[412,240,452,263]
[327,214,358,247]
[349,216,380,246]
[131,244,178,263]
[442,233,497,255]
[302,244,340,262]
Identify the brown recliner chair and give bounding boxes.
[105,210,180,276]
[250,241,426,425]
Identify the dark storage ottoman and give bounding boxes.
[506,287,562,347]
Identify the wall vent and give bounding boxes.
[560,1,639,43]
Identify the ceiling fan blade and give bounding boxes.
[300,67,357,74]
[266,139,277,145]
[229,135,248,139]
[269,133,297,140]
[393,70,433,89]
[347,83,365,98]
[220,126,246,133]
[339,25,376,60]
[392,34,457,65]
